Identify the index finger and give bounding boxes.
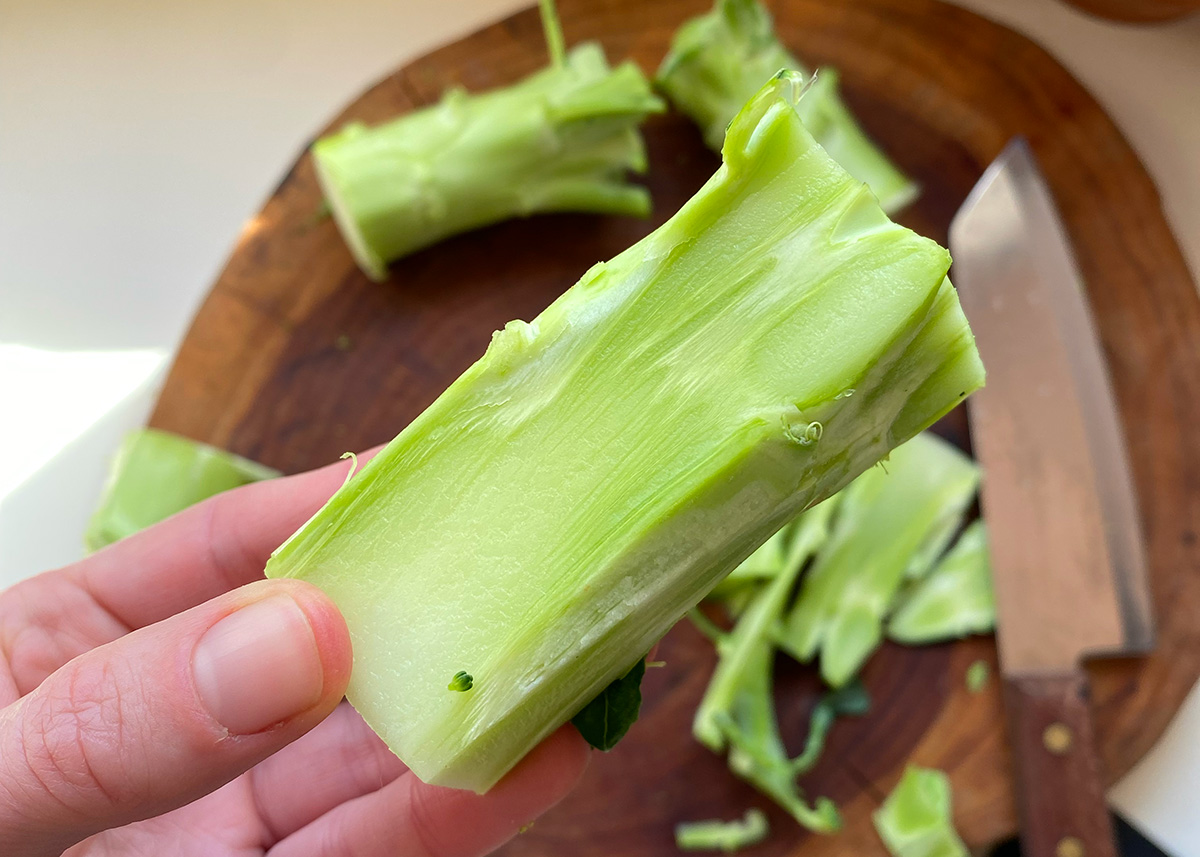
[70,448,374,630]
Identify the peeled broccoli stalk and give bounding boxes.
[780,433,980,687]
[266,73,982,793]
[708,496,836,604]
[873,766,969,857]
[656,0,917,213]
[676,808,770,852]
[888,520,994,644]
[693,500,841,832]
[85,428,279,552]
[314,37,664,281]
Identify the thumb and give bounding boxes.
[0,579,352,856]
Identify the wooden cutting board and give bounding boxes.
[149,0,1200,851]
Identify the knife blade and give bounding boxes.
[949,138,1154,857]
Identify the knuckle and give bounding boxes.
[19,660,131,815]
[0,574,129,697]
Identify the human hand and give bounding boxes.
[0,455,588,857]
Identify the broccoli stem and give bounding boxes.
[267,73,982,794]
[314,39,663,280]
[656,0,918,213]
[693,499,842,833]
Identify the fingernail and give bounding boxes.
[193,595,324,734]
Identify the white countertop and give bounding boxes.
[2,0,1198,851]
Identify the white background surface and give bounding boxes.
[2,0,1198,850]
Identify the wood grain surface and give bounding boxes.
[1062,0,1200,23]
[149,0,1200,852]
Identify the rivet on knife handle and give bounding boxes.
[1003,670,1118,857]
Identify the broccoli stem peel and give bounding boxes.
[266,74,982,794]
[873,767,969,857]
[86,429,278,552]
[888,520,995,644]
[781,433,981,687]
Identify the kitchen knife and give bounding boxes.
[949,138,1155,857]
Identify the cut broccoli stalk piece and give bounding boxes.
[888,520,995,644]
[313,1,663,280]
[656,0,918,213]
[265,73,983,793]
[676,808,770,852]
[694,500,842,832]
[780,433,980,687]
[85,428,279,552]
[708,494,837,601]
[873,766,969,857]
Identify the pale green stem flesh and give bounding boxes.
[85,428,279,552]
[780,432,980,687]
[888,520,995,644]
[656,0,918,213]
[313,42,664,281]
[693,500,841,832]
[873,766,969,857]
[266,74,983,793]
[675,808,770,852]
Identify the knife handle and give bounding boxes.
[1002,670,1118,857]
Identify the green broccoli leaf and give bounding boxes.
[791,678,872,777]
[572,658,647,751]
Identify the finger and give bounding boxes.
[73,447,380,630]
[0,579,351,856]
[269,725,588,857]
[250,702,407,842]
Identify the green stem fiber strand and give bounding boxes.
[538,0,566,67]
[676,808,770,853]
[313,34,663,280]
[266,74,983,794]
[656,0,918,213]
